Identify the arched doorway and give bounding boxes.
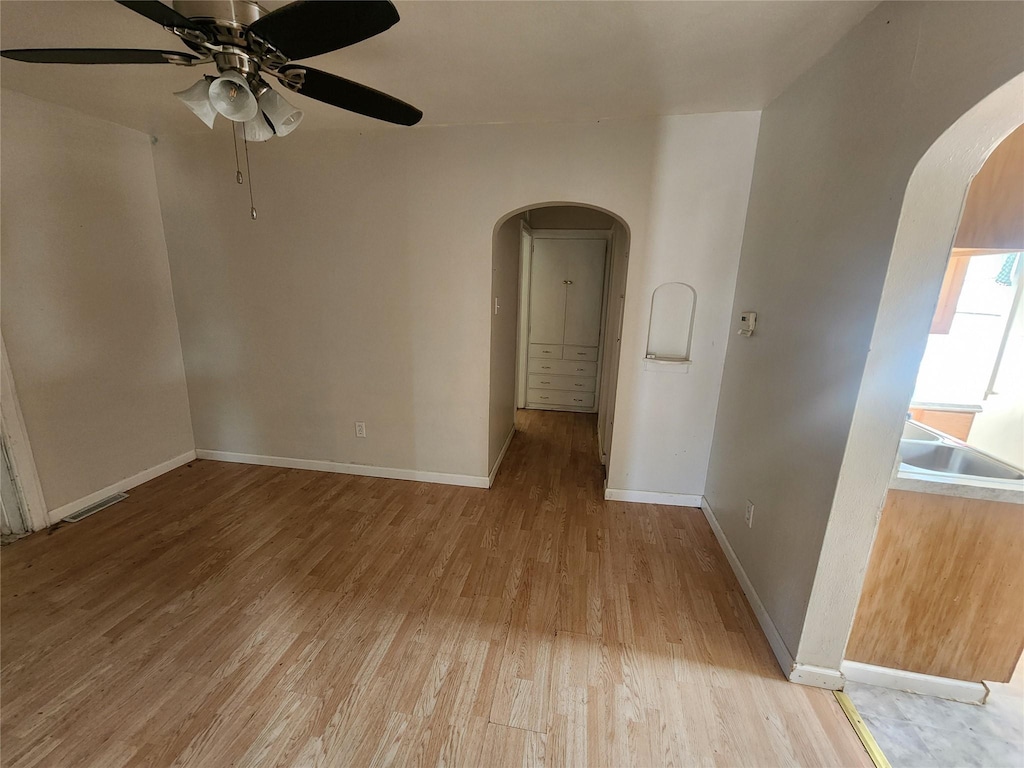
[797,73,1024,679]
[487,203,631,485]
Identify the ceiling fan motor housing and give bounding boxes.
[172,1,277,80]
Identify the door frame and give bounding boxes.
[515,228,613,415]
[1,336,50,531]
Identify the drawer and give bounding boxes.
[529,344,563,360]
[528,374,597,393]
[528,359,598,377]
[563,345,598,362]
[527,389,595,409]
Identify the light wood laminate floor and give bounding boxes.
[1,410,869,767]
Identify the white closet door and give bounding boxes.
[562,239,607,347]
[529,239,568,344]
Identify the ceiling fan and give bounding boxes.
[0,0,423,137]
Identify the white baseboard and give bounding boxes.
[49,449,197,522]
[791,663,845,690]
[195,449,490,489]
[700,497,800,680]
[488,427,516,488]
[841,660,988,704]
[605,488,703,507]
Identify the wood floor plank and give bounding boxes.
[1,410,870,767]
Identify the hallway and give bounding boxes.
[1,410,869,766]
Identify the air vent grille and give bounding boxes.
[62,492,128,523]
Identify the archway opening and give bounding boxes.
[487,203,631,486]
[795,73,1024,694]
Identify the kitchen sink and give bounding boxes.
[902,421,942,442]
[899,440,1024,481]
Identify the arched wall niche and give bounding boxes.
[645,282,696,363]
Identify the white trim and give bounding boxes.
[488,427,516,488]
[605,488,702,507]
[841,660,988,704]
[195,449,490,489]
[49,450,196,522]
[790,663,845,690]
[1,336,50,531]
[699,497,797,679]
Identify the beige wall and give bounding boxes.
[704,1,1024,666]
[153,112,759,488]
[0,90,194,514]
[488,215,524,471]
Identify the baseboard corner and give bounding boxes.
[789,663,845,690]
[488,426,516,488]
[48,449,197,522]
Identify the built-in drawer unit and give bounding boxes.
[526,389,595,409]
[528,359,598,377]
[562,345,598,362]
[528,374,597,393]
[529,343,563,360]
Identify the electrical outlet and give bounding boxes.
[745,500,755,528]
[355,421,366,438]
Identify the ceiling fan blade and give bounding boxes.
[0,48,199,64]
[250,1,399,61]
[115,1,202,31]
[278,65,421,126]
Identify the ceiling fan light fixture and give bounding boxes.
[209,70,259,123]
[174,76,217,129]
[258,88,303,136]
[244,113,275,142]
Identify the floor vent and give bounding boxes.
[63,493,128,523]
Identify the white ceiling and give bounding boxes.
[1,1,876,136]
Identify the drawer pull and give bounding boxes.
[576,352,587,356]
[576,368,585,372]
[541,366,551,369]
[540,396,550,399]
[542,350,552,354]
[574,383,583,387]
[540,381,551,384]
[573,398,583,402]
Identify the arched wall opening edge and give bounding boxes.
[796,73,1024,675]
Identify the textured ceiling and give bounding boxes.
[0,1,877,135]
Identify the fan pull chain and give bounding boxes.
[231,123,243,185]
[243,134,257,220]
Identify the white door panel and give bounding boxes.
[528,240,567,344]
[562,239,607,347]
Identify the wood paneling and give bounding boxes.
[908,407,976,441]
[0,410,870,767]
[955,123,1024,250]
[846,489,1024,682]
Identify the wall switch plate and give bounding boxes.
[745,500,755,528]
[738,311,757,337]
[494,297,500,315]
[355,421,366,438]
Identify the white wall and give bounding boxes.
[152,112,760,489]
[0,89,194,515]
[704,1,1024,669]
[607,115,760,497]
[488,215,523,472]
